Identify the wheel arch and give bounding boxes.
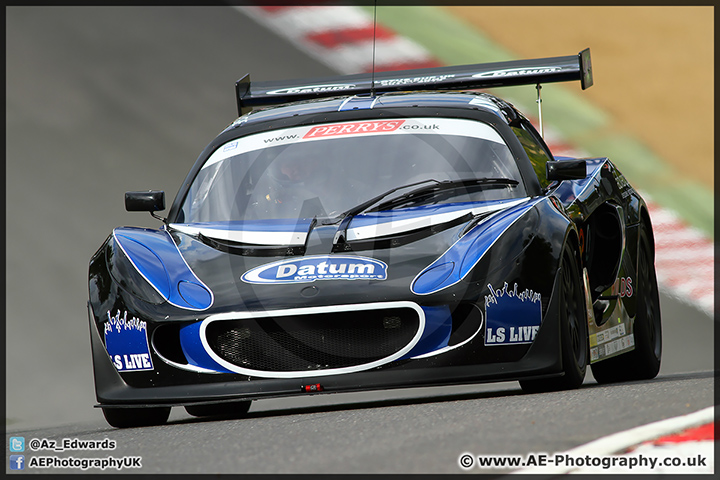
[581,202,626,300]
[564,225,582,270]
[638,204,656,261]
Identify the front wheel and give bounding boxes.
[520,243,588,393]
[591,224,661,383]
[102,406,171,429]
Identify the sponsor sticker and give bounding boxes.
[378,74,455,87]
[594,333,635,361]
[266,83,356,95]
[619,277,633,297]
[473,66,564,79]
[203,117,506,170]
[241,255,388,284]
[484,282,542,345]
[303,120,405,139]
[615,172,633,198]
[222,141,238,152]
[104,310,154,372]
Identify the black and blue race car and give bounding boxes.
[88,49,662,428]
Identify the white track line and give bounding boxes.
[513,405,714,474]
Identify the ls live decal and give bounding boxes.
[104,310,153,372]
[242,255,387,284]
[484,282,542,345]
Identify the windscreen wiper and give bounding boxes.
[369,177,519,212]
[332,177,518,246]
[332,179,441,245]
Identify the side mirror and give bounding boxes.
[546,160,587,181]
[125,191,165,212]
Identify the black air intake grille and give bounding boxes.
[205,307,420,372]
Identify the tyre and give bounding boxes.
[520,243,588,393]
[591,224,662,383]
[102,406,171,429]
[185,400,252,418]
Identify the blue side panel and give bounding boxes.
[412,262,455,294]
[113,227,213,311]
[178,322,232,373]
[400,306,452,359]
[411,198,542,295]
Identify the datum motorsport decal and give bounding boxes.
[484,282,542,345]
[104,310,154,372]
[242,255,388,284]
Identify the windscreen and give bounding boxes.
[178,117,526,223]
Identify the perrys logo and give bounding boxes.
[242,255,388,284]
[303,120,405,139]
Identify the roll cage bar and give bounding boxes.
[235,49,592,116]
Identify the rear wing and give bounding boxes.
[236,48,592,116]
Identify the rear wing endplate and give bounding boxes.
[236,48,592,116]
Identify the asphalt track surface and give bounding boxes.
[5,7,715,474]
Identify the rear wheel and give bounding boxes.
[591,225,661,383]
[185,400,251,418]
[102,406,171,429]
[520,244,588,393]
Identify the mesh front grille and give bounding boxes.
[205,307,420,372]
